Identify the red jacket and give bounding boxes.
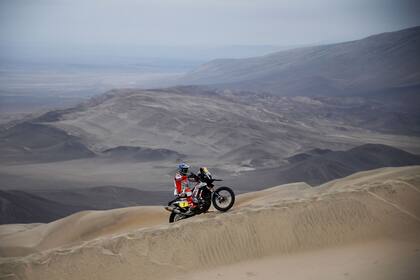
[173,172,190,196]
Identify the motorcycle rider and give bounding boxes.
[173,163,199,214]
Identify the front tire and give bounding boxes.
[212,186,235,212]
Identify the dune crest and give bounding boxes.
[0,166,419,280]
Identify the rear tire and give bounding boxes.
[212,186,235,212]
[169,212,186,223]
[200,191,212,212]
[201,201,211,213]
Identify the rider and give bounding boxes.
[173,163,199,213]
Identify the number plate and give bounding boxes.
[178,201,189,208]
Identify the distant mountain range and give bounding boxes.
[1,86,419,168]
[2,27,420,168]
[179,26,420,96]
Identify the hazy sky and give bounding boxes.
[1,0,420,48]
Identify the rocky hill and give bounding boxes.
[1,87,419,169]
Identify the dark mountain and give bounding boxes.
[0,186,170,224]
[286,148,332,164]
[102,146,184,161]
[32,186,170,209]
[0,190,82,224]
[284,144,420,185]
[179,26,420,96]
[226,144,420,190]
[0,122,95,164]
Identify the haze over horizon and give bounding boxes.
[1,0,420,61]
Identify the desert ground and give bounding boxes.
[1,165,419,280]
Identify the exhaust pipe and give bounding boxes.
[164,206,182,214]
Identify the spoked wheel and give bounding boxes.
[169,212,187,223]
[212,186,235,212]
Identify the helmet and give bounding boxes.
[178,163,190,175]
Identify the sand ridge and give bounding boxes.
[0,166,419,280]
[0,206,168,258]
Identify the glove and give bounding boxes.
[178,193,187,198]
[188,173,199,181]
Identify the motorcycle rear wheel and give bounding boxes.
[169,212,187,223]
[200,191,212,212]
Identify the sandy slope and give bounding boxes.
[0,166,419,280]
[177,240,420,280]
[0,206,168,258]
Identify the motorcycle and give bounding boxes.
[165,167,235,223]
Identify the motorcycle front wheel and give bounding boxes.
[212,186,235,212]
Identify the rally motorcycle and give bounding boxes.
[165,168,235,223]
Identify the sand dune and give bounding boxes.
[0,206,168,258]
[0,166,419,280]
